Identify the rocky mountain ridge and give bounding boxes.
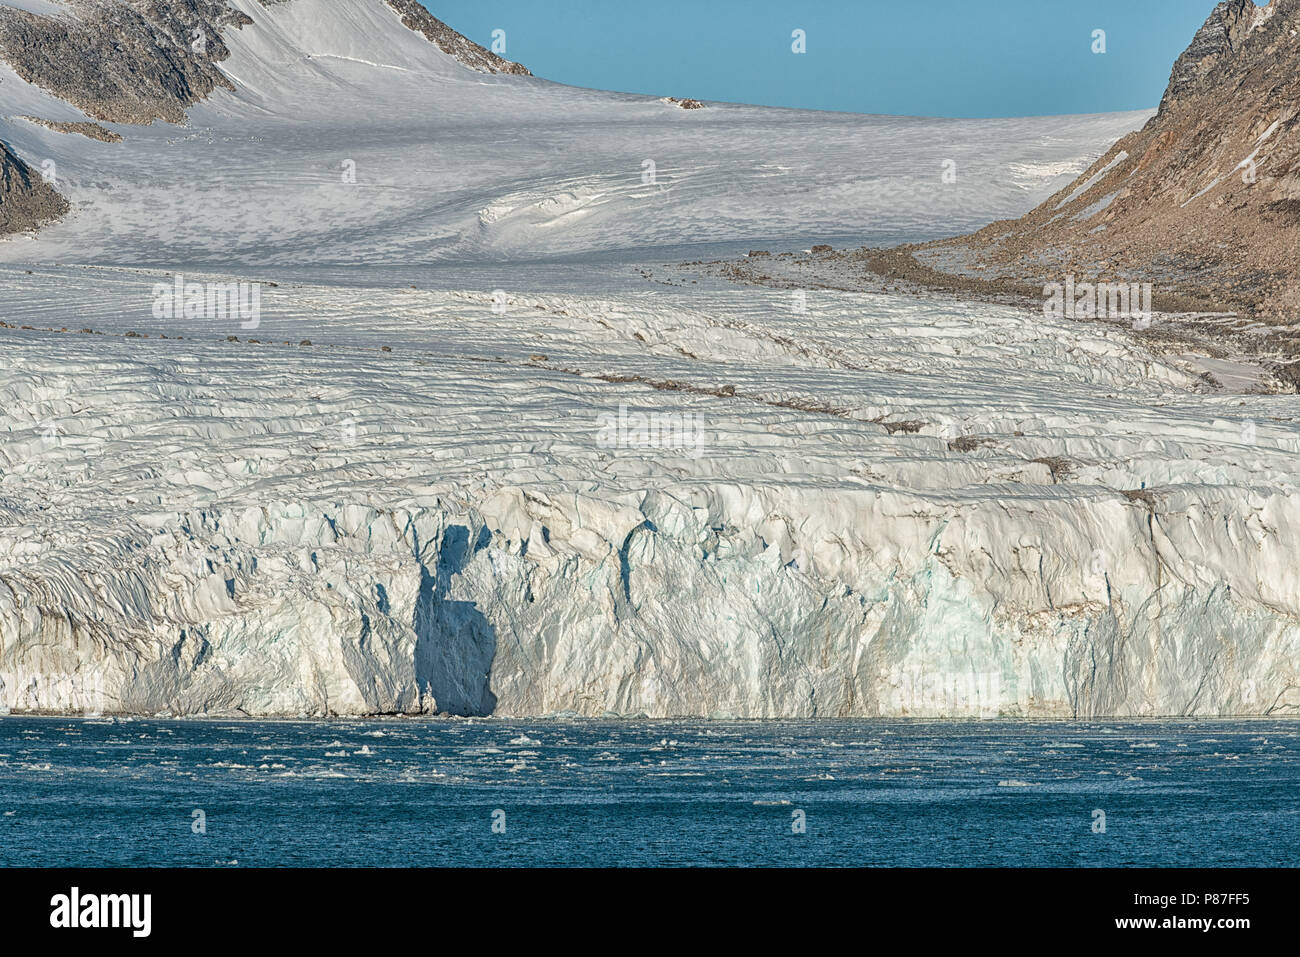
[924,0,1300,320]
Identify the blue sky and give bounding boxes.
[424,0,1263,118]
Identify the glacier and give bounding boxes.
[0,0,1296,718]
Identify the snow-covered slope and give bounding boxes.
[3,0,1295,718]
[0,0,1143,268]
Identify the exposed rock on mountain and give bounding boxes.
[0,139,68,235]
[384,0,530,75]
[922,0,1300,320]
[1159,0,1261,112]
[17,115,122,142]
[0,0,247,124]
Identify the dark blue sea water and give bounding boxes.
[0,717,1294,866]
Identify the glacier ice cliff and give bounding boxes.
[2,285,1297,718]
[3,476,1298,718]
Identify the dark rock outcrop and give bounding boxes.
[0,0,249,124]
[1158,0,1260,113]
[0,140,69,236]
[17,116,123,143]
[383,0,530,75]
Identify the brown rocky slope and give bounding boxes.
[918,0,1300,319]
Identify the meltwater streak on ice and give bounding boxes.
[0,717,1296,866]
